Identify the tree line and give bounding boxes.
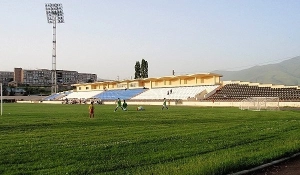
[134,59,148,79]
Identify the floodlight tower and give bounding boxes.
[45,3,64,94]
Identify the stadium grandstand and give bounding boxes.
[131,85,219,100]
[16,73,300,108]
[204,81,300,102]
[93,88,147,100]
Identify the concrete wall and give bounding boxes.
[17,100,300,108]
[17,100,62,104]
[94,101,300,108]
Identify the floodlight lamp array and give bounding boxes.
[45,3,64,23]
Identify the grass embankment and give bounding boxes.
[0,103,300,174]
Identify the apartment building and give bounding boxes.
[57,70,78,84]
[77,73,97,83]
[14,68,97,86]
[0,71,14,86]
[22,69,52,86]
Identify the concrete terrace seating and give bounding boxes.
[93,88,147,100]
[63,91,103,100]
[44,93,62,101]
[132,85,219,100]
[205,83,300,101]
[44,91,74,101]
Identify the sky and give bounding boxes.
[1,0,300,80]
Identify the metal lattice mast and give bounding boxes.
[45,3,64,94]
[52,16,57,93]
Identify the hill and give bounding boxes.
[213,56,300,86]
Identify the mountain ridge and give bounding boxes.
[212,56,300,86]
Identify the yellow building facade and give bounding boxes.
[73,73,222,92]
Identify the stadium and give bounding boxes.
[2,73,300,174]
[2,1,300,175]
[25,72,299,110]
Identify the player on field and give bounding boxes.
[114,98,123,112]
[89,101,95,118]
[122,100,128,111]
[162,98,168,110]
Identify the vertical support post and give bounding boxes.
[277,97,280,110]
[52,15,57,94]
[1,83,2,116]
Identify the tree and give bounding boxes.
[1,85,8,96]
[134,61,141,79]
[144,60,148,78]
[141,59,148,78]
[8,84,15,96]
[9,87,14,96]
[135,59,148,79]
[86,79,94,83]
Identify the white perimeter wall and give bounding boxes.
[17,100,300,108]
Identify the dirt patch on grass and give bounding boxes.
[250,155,300,175]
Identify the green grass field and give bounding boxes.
[1,103,300,175]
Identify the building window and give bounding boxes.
[86,87,89,90]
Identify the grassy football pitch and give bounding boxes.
[0,103,300,174]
